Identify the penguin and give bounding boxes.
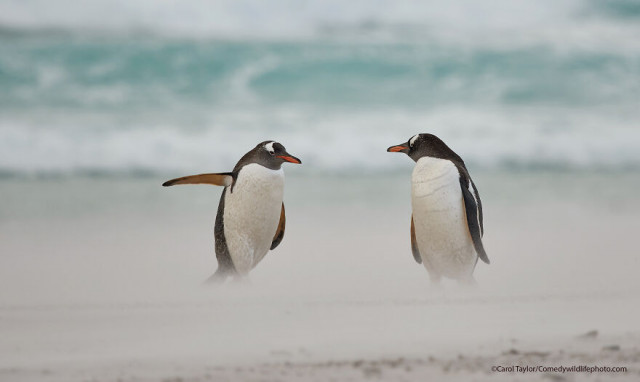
[163,141,301,283]
[387,133,489,284]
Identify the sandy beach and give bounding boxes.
[1,172,639,381]
[2,0,640,379]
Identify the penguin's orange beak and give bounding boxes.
[277,154,302,164]
[387,143,409,153]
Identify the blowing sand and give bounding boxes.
[1,172,639,381]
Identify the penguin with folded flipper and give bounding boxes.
[163,141,301,283]
[387,134,489,285]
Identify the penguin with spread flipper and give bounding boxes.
[163,141,301,283]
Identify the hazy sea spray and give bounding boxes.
[2,0,639,45]
[1,0,639,175]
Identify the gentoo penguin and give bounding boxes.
[163,141,301,283]
[387,134,489,284]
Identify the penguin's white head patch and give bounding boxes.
[264,141,275,154]
[409,134,420,148]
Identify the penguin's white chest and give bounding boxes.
[411,157,476,279]
[223,164,284,275]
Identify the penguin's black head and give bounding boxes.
[255,140,302,169]
[387,134,462,163]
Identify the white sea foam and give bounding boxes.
[1,106,639,176]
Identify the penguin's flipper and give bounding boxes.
[410,215,422,264]
[470,179,484,236]
[270,203,286,250]
[162,172,234,187]
[459,176,490,264]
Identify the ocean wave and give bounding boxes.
[2,106,639,176]
[1,1,638,176]
[1,39,638,111]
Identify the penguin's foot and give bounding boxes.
[429,274,442,288]
[231,276,252,287]
[203,268,230,286]
[459,276,478,288]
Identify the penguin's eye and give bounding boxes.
[268,150,275,155]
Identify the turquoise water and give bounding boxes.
[0,0,639,175]
[2,39,638,109]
